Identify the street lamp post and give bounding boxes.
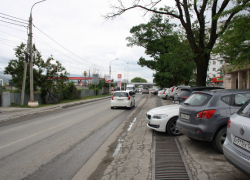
[29,0,46,102]
[109,58,119,94]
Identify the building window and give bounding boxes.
[213,68,216,71]
[220,61,223,64]
[213,74,216,77]
[213,61,216,65]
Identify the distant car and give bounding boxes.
[146,104,181,136]
[223,99,250,177]
[174,86,224,103]
[111,91,135,109]
[142,88,150,94]
[177,89,250,153]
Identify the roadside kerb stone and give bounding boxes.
[100,95,157,180]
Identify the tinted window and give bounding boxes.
[177,89,191,97]
[234,93,250,106]
[114,92,128,97]
[237,99,250,118]
[221,95,231,105]
[184,93,211,106]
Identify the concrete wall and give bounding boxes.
[10,93,43,105]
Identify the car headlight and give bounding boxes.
[153,114,168,119]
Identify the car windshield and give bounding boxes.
[237,99,250,118]
[114,92,128,97]
[184,93,211,106]
[177,89,191,96]
[126,87,133,90]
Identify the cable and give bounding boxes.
[33,24,103,68]
[0,23,26,32]
[0,42,17,47]
[0,16,29,25]
[0,38,22,43]
[0,19,28,28]
[0,39,20,45]
[0,30,27,41]
[0,12,28,22]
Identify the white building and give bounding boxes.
[207,54,225,78]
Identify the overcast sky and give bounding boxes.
[0,0,168,82]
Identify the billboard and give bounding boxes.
[105,75,111,83]
[92,74,99,84]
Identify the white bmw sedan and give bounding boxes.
[146,104,181,136]
[111,91,135,109]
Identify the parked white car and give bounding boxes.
[111,91,135,109]
[146,104,181,136]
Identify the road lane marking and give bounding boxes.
[0,121,71,149]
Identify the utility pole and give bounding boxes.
[21,36,30,105]
[29,14,34,101]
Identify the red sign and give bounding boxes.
[212,77,223,82]
[117,74,122,78]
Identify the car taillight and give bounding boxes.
[163,91,165,94]
[181,96,189,100]
[171,87,174,92]
[227,118,231,128]
[112,95,114,100]
[196,110,215,119]
[128,96,130,100]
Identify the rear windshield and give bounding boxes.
[178,89,191,96]
[184,93,211,106]
[237,99,250,118]
[114,92,128,97]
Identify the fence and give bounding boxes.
[2,87,109,107]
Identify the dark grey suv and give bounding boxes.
[176,89,250,153]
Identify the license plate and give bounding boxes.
[234,137,250,152]
[117,99,124,101]
[181,113,190,120]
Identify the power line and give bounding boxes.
[0,12,28,22]
[0,29,27,41]
[0,42,17,47]
[0,19,28,28]
[33,24,103,68]
[0,16,29,25]
[0,38,22,43]
[0,23,26,32]
[0,39,20,45]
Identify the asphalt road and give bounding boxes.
[0,94,147,180]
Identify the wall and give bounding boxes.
[3,91,11,107]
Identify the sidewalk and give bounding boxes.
[0,96,111,122]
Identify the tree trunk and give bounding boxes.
[195,55,209,86]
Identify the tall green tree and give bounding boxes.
[4,43,69,103]
[131,77,147,83]
[106,0,250,86]
[213,13,250,68]
[126,14,195,87]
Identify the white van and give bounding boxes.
[126,84,135,93]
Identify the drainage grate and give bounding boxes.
[154,133,191,180]
[153,97,192,180]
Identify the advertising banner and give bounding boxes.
[105,75,111,83]
[117,74,122,87]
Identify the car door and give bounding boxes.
[230,93,250,114]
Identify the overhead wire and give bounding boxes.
[33,24,104,68]
[0,42,17,47]
[0,12,28,22]
[0,19,28,28]
[0,29,27,41]
[0,23,26,32]
[0,16,29,25]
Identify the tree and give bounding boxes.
[131,77,147,83]
[105,0,250,86]
[4,43,69,104]
[213,13,250,68]
[127,14,195,87]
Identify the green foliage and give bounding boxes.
[127,14,196,87]
[61,81,80,100]
[4,43,69,104]
[213,14,250,69]
[89,79,109,90]
[131,77,147,83]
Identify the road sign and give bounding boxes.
[92,74,99,84]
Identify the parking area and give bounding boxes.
[160,98,250,180]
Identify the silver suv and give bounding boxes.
[176,89,250,153]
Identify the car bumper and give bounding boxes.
[223,141,250,177]
[176,120,213,141]
[142,92,149,94]
[111,100,131,107]
[146,117,168,132]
